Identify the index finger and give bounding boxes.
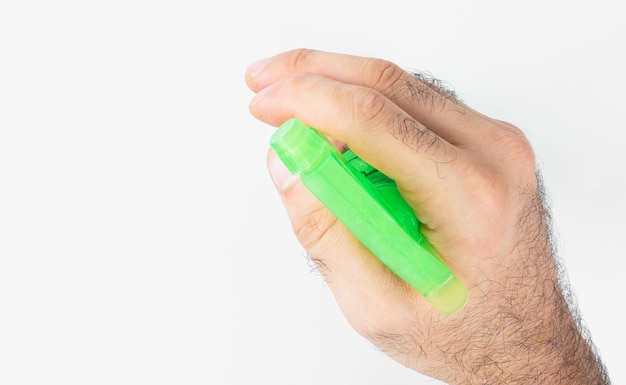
[246,49,495,147]
[248,69,465,227]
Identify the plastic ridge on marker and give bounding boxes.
[269,118,468,315]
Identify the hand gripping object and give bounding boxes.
[270,118,468,315]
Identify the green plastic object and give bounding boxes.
[270,118,468,315]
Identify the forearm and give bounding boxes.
[448,275,609,384]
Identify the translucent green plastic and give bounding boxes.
[270,118,468,315]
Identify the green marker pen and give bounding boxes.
[270,118,468,315]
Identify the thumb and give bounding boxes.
[265,148,428,330]
[267,148,299,192]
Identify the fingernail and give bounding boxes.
[246,57,270,78]
[268,150,298,190]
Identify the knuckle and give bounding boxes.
[493,121,536,170]
[362,58,405,92]
[285,48,315,70]
[350,87,388,125]
[291,204,339,252]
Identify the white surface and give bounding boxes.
[1,1,623,384]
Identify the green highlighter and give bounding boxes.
[270,118,468,315]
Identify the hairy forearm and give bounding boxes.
[368,268,610,384]
[452,274,609,385]
[504,171,611,385]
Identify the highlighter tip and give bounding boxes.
[426,275,468,315]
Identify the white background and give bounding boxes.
[1,1,624,384]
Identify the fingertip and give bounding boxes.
[248,85,270,114]
[245,62,269,93]
[246,57,270,78]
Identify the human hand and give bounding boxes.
[245,49,609,384]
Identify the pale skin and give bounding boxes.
[245,49,610,384]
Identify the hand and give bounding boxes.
[245,49,609,384]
